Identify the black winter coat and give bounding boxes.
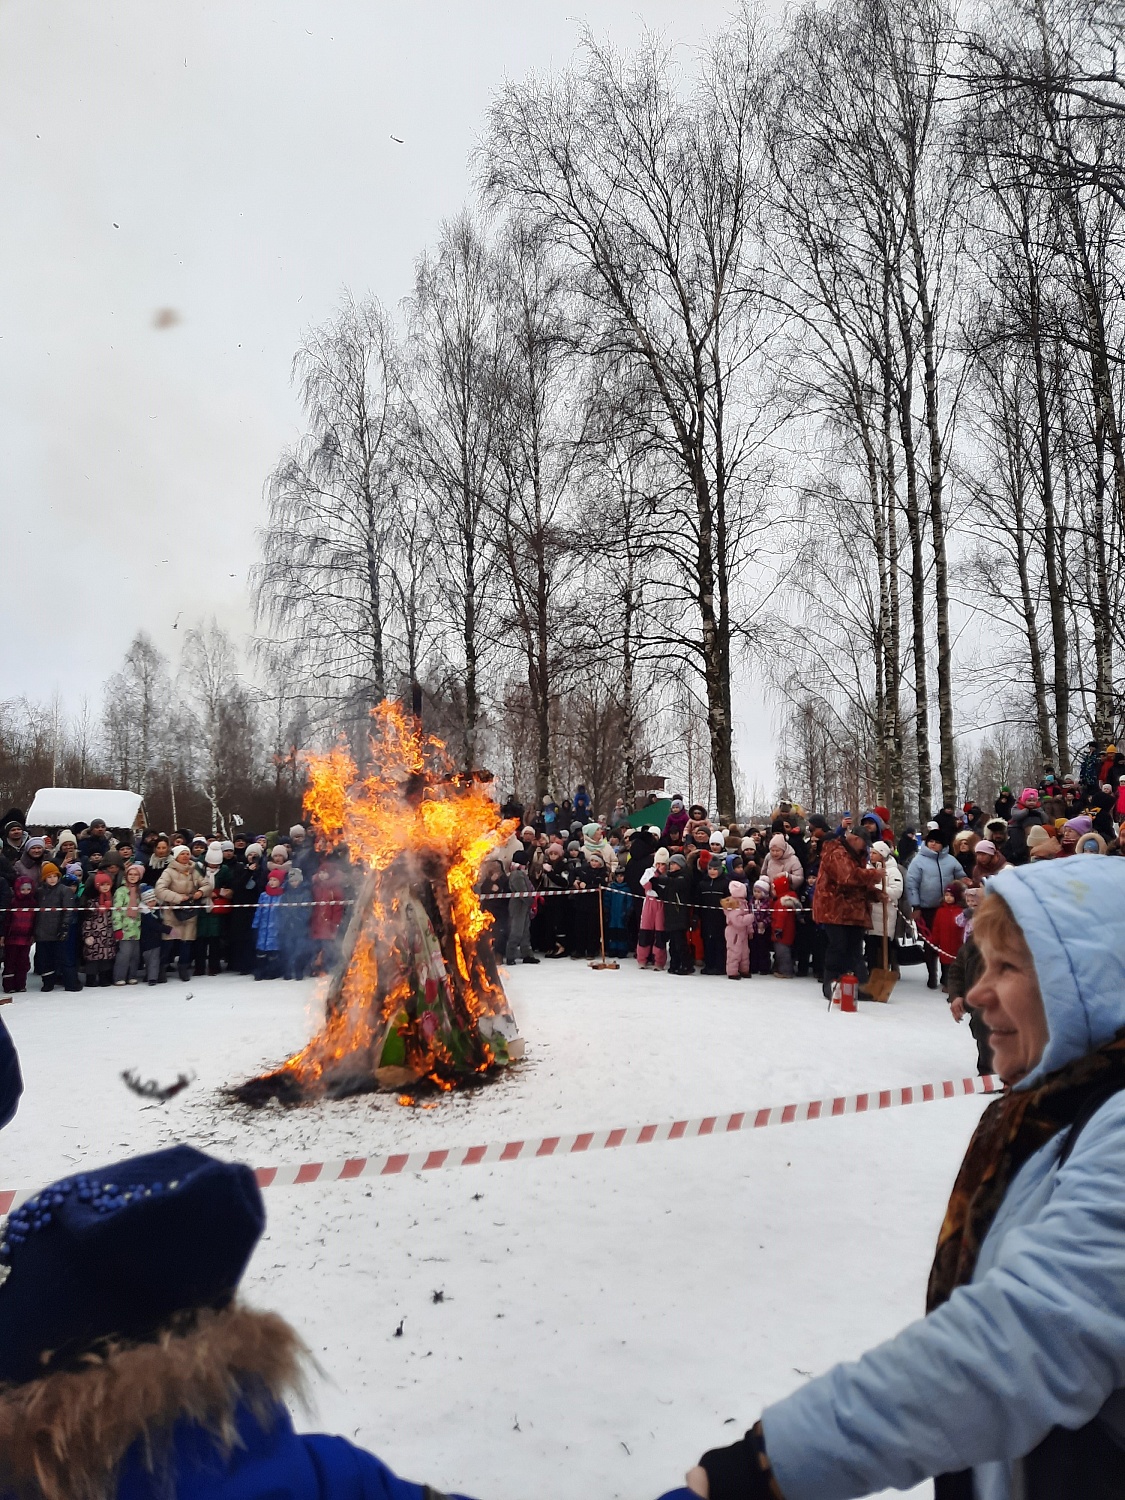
[694,869,730,916]
[652,870,691,931]
[623,833,657,891]
[34,883,75,942]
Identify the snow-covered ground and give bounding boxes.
[2,960,988,1500]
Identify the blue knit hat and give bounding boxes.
[0,1144,264,1385]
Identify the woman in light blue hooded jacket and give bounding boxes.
[658,859,1125,1500]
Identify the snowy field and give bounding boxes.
[2,961,989,1500]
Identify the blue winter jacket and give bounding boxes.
[252,892,282,953]
[903,843,963,909]
[760,859,1125,1500]
[115,1400,476,1500]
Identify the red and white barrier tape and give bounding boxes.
[0,1073,1001,1212]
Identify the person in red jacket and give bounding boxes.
[308,862,348,974]
[810,828,885,1000]
[770,875,799,977]
[3,875,37,993]
[928,879,968,990]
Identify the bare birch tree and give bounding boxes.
[255,294,399,748]
[405,212,502,772]
[482,13,774,820]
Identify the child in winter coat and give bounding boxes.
[3,876,37,993]
[637,848,670,970]
[252,869,285,980]
[477,860,510,960]
[277,867,311,980]
[194,842,231,976]
[138,885,166,984]
[111,863,146,985]
[944,884,992,1076]
[505,852,537,965]
[722,879,753,979]
[928,879,968,989]
[308,862,347,974]
[652,853,693,974]
[0,1144,485,1500]
[81,869,117,987]
[61,862,84,977]
[661,797,690,846]
[761,833,805,893]
[770,877,801,978]
[34,862,79,992]
[604,867,632,957]
[695,856,730,974]
[749,878,774,975]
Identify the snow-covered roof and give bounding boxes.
[25,788,146,831]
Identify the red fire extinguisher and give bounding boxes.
[832,973,859,1012]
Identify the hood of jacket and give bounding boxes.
[991,860,1125,1090]
[0,1305,304,1500]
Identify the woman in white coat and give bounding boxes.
[864,838,904,973]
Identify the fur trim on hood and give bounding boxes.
[0,1303,307,1500]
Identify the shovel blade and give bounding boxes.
[866,968,899,1002]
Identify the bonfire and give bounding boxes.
[231,703,524,1106]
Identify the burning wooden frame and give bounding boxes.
[230,704,523,1107]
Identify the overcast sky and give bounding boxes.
[0,0,780,789]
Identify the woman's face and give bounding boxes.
[155,840,169,857]
[967,929,1049,1087]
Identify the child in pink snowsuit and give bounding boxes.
[724,879,753,979]
[636,849,669,970]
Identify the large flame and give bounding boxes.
[235,702,521,1104]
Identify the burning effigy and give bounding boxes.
[231,703,523,1106]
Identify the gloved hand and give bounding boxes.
[698,1423,783,1500]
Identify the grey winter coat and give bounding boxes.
[904,845,964,909]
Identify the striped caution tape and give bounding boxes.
[0,1073,1001,1212]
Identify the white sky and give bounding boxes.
[0,0,778,788]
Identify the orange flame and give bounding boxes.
[263,701,518,1098]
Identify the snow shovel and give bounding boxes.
[865,866,898,1003]
[589,887,619,971]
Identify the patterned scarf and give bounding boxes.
[929,1029,1125,1500]
[928,1028,1125,1312]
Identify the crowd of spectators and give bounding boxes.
[480,749,1125,1070]
[4,744,1123,1025]
[0,813,354,994]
